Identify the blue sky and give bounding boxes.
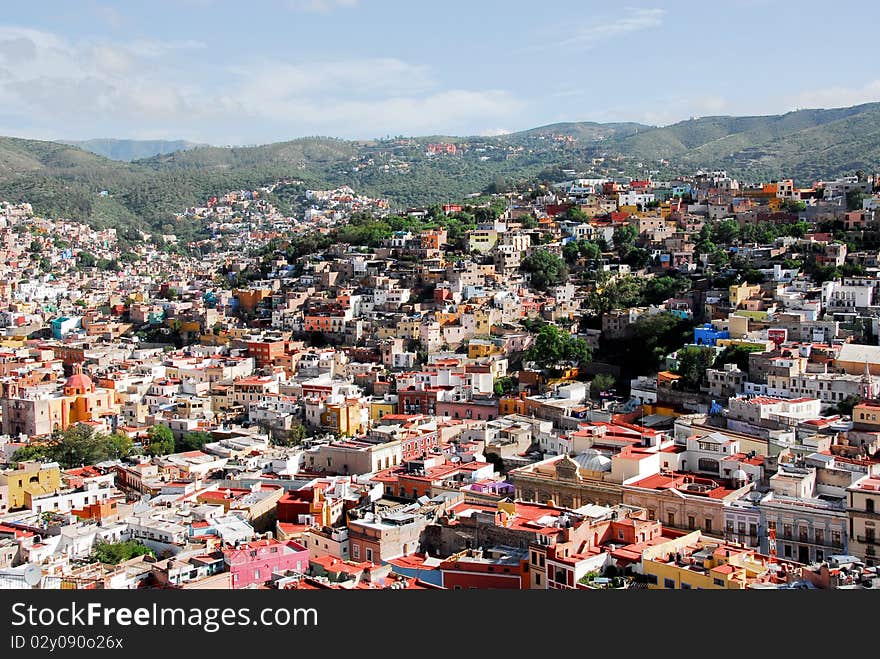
[0,0,877,144]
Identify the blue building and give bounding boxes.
[694,323,729,347]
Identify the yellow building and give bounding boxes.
[395,317,420,341]
[729,283,762,308]
[644,537,796,590]
[370,399,396,422]
[0,461,62,510]
[468,340,502,360]
[321,400,365,437]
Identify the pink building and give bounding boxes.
[223,538,309,589]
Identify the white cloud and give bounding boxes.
[786,80,880,110]
[561,8,665,48]
[0,24,523,142]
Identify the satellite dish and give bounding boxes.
[23,564,42,587]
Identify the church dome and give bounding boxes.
[64,366,95,394]
[574,450,612,472]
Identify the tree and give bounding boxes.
[90,540,154,565]
[587,275,645,316]
[612,225,638,257]
[675,346,716,389]
[834,395,861,417]
[145,425,175,456]
[521,249,569,291]
[524,324,592,371]
[624,247,651,270]
[642,276,690,305]
[11,444,48,463]
[273,423,308,447]
[42,425,113,468]
[493,376,518,397]
[714,219,740,245]
[715,345,763,372]
[77,251,97,268]
[630,312,694,372]
[846,189,865,212]
[178,431,212,452]
[107,433,134,460]
[590,373,616,400]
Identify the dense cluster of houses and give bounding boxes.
[1,168,880,590]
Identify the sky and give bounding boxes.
[0,0,877,145]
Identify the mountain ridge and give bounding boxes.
[0,102,876,236]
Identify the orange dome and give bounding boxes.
[64,370,94,394]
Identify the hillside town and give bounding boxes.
[1,168,880,591]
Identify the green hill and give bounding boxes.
[0,103,878,236]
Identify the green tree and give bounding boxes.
[675,346,716,389]
[630,312,694,372]
[178,431,212,452]
[524,324,592,371]
[107,433,134,459]
[90,540,154,565]
[715,345,763,372]
[77,251,97,268]
[272,423,309,447]
[714,219,740,244]
[40,425,114,468]
[846,189,865,212]
[11,444,48,463]
[493,376,518,397]
[613,224,638,257]
[834,395,861,417]
[521,249,569,291]
[587,275,645,316]
[590,373,616,399]
[145,425,175,456]
[642,276,690,305]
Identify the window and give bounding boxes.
[646,574,658,585]
[814,529,824,545]
[713,578,725,587]
[749,523,758,538]
[352,544,360,559]
[365,548,374,562]
[663,578,675,589]
[832,531,842,547]
[726,521,734,533]
[681,582,691,589]
[783,545,792,558]
[868,499,876,514]
[688,516,695,530]
[254,569,260,580]
[705,519,712,533]
[668,513,675,527]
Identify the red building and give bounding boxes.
[397,387,442,416]
[246,339,287,369]
[439,547,530,590]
